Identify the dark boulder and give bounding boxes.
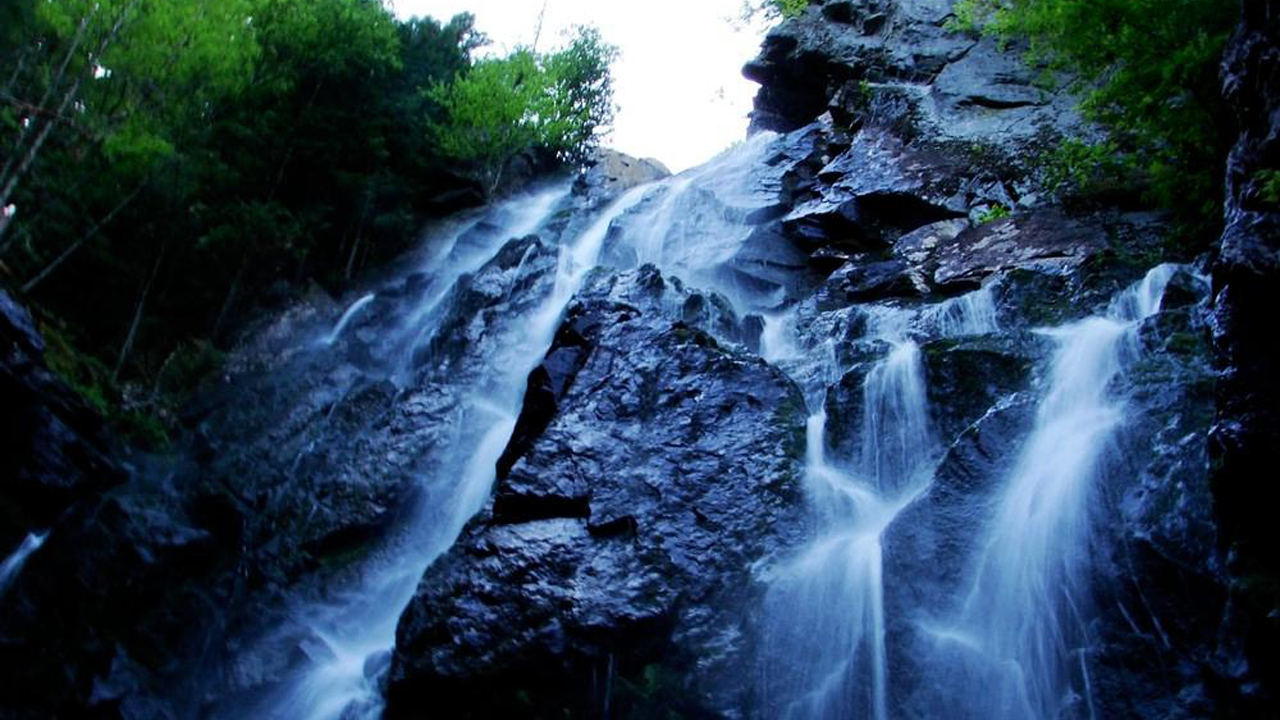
[387,267,809,719]
[931,211,1106,292]
[1087,293,1230,719]
[0,290,127,549]
[1209,0,1280,706]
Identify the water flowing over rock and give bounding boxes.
[388,266,808,718]
[0,1,1274,718]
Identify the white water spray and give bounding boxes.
[935,264,1177,720]
[230,180,664,720]
[0,532,46,595]
[759,283,1010,720]
[321,293,375,346]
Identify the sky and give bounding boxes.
[390,0,769,173]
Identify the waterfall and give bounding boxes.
[321,292,376,346]
[756,283,1020,720]
[195,114,1185,720]
[213,132,798,718]
[0,532,46,596]
[214,184,591,720]
[920,280,1000,338]
[760,306,935,720]
[600,131,782,311]
[930,264,1177,720]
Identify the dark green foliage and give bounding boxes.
[955,0,1237,245]
[0,1,616,438]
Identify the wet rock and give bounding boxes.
[932,211,1106,291]
[920,335,1035,442]
[744,0,975,132]
[579,149,671,197]
[0,289,126,549]
[892,218,969,266]
[814,257,921,309]
[387,267,809,719]
[1209,0,1280,707]
[883,392,1038,714]
[1086,300,1229,720]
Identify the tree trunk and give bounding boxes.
[211,250,250,343]
[18,178,146,293]
[1,8,94,181]
[345,189,374,281]
[113,244,165,380]
[0,0,140,249]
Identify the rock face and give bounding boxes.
[736,0,1267,717]
[1,0,1276,718]
[0,190,573,718]
[0,290,126,549]
[737,0,1158,307]
[1210,0,1280,704]
[388,266,808,719]
[743,0,1084,147]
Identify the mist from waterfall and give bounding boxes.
[920,264,1177,720]
[206,134,792,720]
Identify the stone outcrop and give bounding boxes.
[387,266,808,718]
[1210,0,1280,705]
[1,290,126,550]
[738,0,1161,305]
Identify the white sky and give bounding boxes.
[390,0,769,173]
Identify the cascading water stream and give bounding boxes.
[932,264,1177,720]
[321,292,376,346]
[760,309,930,720]
[758,287,1001,720]
[226,181,661,720]
[391,185,571,378]
[0,532,46,596]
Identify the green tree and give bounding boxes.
[428,26,619,190]
[954,0,1237,243]
[0,0,258,250]
[0,1,545,439]
[740,0,811,23]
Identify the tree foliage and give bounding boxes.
[954,0,1237,243]
[428,26,618,189]
[0,1,615,444]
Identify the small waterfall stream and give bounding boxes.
[195,121,1186,719]
[220,183,596,720]
[758,292,996,720]
[756,264,1176,720]
[0,532,46,596]
[930,264,1176,720]
[321,293,376,346]
[216,135,789,720]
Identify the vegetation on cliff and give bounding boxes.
[0,0,616,444]
[429,26,618,191]
[953,0,1238,243]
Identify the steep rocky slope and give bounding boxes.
[1,0,1276,718]
[1210,0,1280,701]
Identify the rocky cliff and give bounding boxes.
[1210,0,1280,703]
[1,0,1277,718]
